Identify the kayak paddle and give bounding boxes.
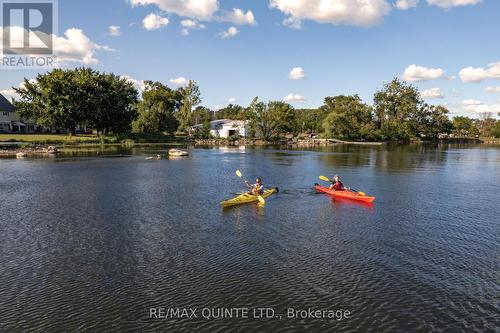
[236,170,265,204]
[319,175,366,196]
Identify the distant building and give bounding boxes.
[0,94,23,133]
[191,119,248,138]
[0,94,39,133]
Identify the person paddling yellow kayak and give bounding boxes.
[235,170,265,204]
[245,177,264,196]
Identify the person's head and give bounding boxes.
[333,175,340,182]
[256,177,262,184]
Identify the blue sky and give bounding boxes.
[1,0,500,117]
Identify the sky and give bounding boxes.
[1,0,500,118]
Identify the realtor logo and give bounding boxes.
[1,0,56,68]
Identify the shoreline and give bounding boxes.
[2,137,498,158]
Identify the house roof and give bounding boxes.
[0,94,15,112]
[191,119,248,129]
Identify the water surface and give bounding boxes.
[0,145,498,332]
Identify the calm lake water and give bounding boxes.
[0,144,499,332]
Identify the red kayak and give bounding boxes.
[314,184,375,203]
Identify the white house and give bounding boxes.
[191,119,249,138]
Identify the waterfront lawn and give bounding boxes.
[0,133,180,145]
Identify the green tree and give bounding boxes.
[410,104,453,139]
[321,95,376,140]
[132,81,180,134]
[247,100,295,140]
[14,68,138,134]
[452,116,479,137]
[192,120,212,139]
[177,80,201,131]
[477,118,498,137]
[215,104,247,120]
[493,121,500,138]
[90,73,138,134]
[191,106,212,125]
[295,108,328,134]
[373,78,422,141]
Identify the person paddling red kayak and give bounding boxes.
[317,175,374,203]
[329,175,344,191]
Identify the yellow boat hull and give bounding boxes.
[220,188,278,207]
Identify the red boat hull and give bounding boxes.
[315,185,375,203]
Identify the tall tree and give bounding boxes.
[132,81,181,134]
[373,78,423,141]
[322,95,376,140]
[295,108,327,134]
[14,68,138,134]
[191,106,212,125]
[410,104,452,139]
[177,80,201,131]
[90,73,138,134]
[452,116,480,137]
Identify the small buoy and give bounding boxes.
[16,152,27,159]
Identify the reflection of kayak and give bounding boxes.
[221,188,279,207]
[314,184,375,203]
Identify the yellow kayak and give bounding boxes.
[220,188,279,208]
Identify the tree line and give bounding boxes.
[14,68,500,140]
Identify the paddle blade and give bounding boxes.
[257,195,265,204]
[236,170,242,178]
[319,175,331,182]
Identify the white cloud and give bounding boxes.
[121,75,145,93]
[129,0,218,20]
[55,28,113,64]
[180,19,206,35]
[219,8,256,25]
[1,79,37,99]
[463,99,482,105]
[485,86,500,93]
[402,64,445,82]
[395,0,419,10]
[170,76,188,86]
[228,97,237,103]
[270,0,391,27]
[143,13,169,30]
[0,27,111,64]
[0,88,17,99]
[462,100,500,115]
[219,26,239,38]
[421,87,444,99]
[426,0,481,9]
[459,62,500,83]
[283,93,306,103]
[288,67,306,80]
[109,25,121,36]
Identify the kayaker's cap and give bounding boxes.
[256,177,262,183]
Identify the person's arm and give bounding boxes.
[245,180,252,189]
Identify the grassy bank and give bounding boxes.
[0,133,184,145]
